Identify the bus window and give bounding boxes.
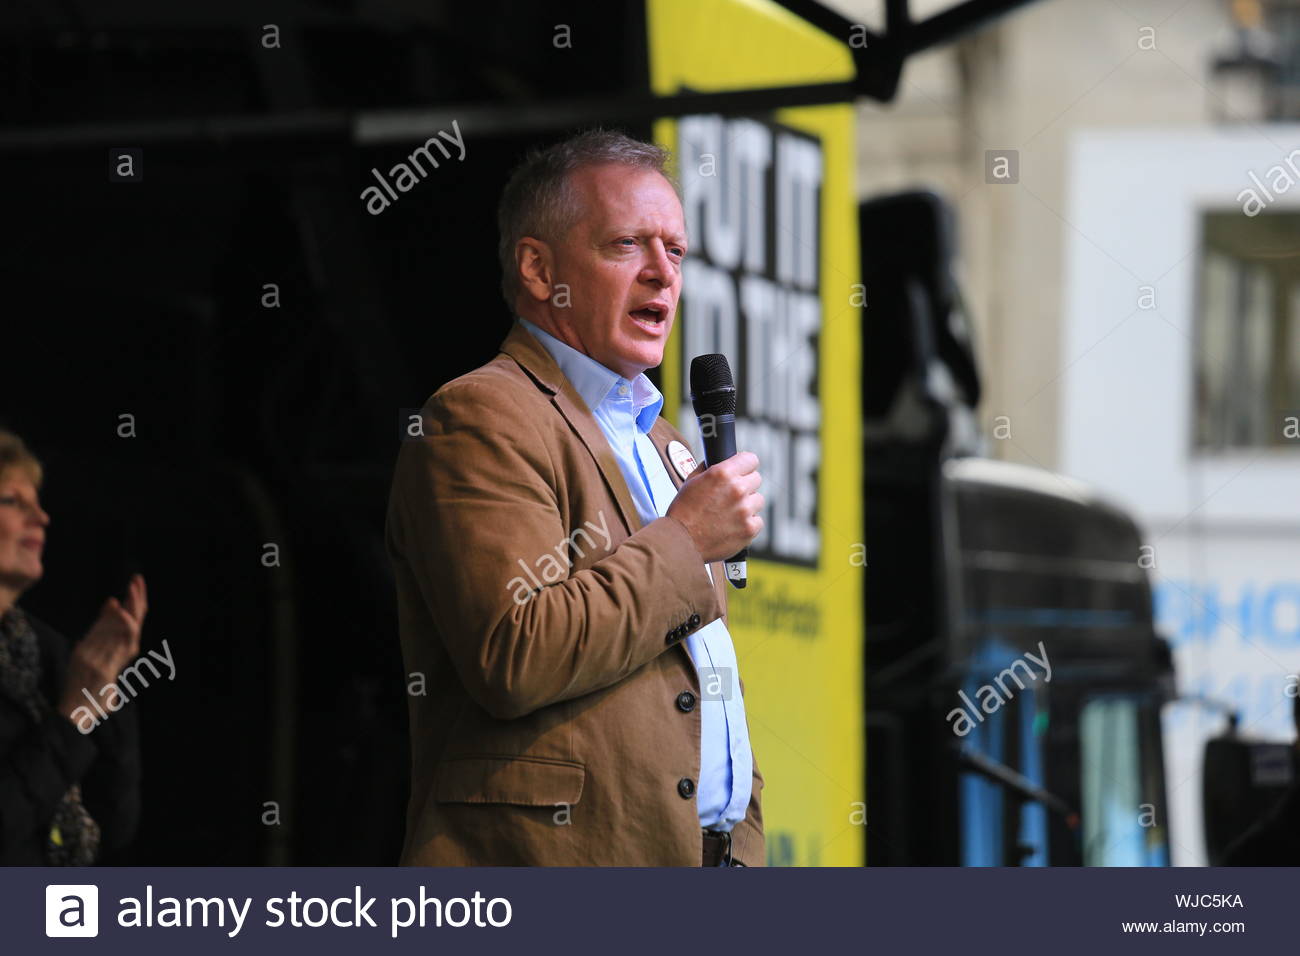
[1080,697,1167,866]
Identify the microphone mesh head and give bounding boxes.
[689,354,737,416]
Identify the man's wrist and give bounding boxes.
[661,513,706,563]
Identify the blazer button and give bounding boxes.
[676,690,697,712]
[665,626,683,644]
[688,613,701,628]
[677,777,696,799]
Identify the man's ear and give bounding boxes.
[516,237,555,303]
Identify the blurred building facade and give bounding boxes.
[832,0,1300,865]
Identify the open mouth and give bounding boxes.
[628,303,669,331]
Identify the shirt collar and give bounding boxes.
[518,317,663,433]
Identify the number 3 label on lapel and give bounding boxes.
[667,440,699,481]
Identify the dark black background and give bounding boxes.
[1,0,653,864]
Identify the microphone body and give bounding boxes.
[689,354,748,589]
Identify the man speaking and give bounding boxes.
[385,130,765,866]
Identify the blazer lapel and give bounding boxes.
[551,390,643,536]
[648,420,730,628]
[499,322,642,537]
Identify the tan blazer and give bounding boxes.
[385,321,764,866]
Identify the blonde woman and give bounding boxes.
[0,431,145,864]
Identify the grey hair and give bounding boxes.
[496,128,680,311]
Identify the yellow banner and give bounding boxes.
[649,0,864,865]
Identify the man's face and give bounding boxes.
[534,163,686,380]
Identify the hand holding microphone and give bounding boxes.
[664,354,762,587]
[665,450,764,567]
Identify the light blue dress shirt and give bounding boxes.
[518,317,754,831]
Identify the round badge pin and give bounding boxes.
[667,440,699,480]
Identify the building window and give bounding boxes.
[1193,210,1300,450]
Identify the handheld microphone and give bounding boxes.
[689,353,747,589]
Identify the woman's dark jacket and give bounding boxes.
[0,611,141,863]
